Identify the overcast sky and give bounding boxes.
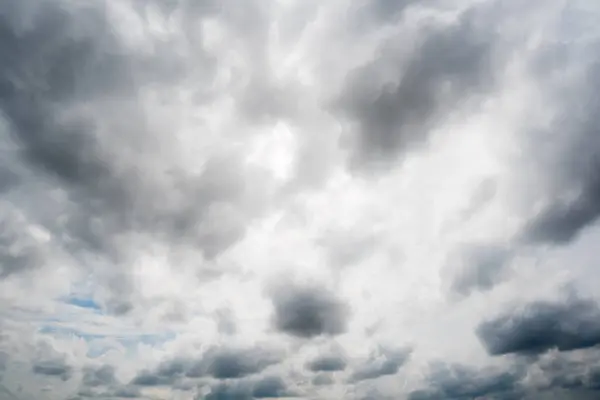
[1,0,600,399]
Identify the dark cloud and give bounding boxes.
[449,243,513,295]
[251,376,290,398]
[201,375,293,400]
[0,0,265,320]
[270,283,350,339]
[200,346,281,380]
[305,354,347,372]
[0,1,132,182]
[477,297,600,356]
[32,359,73,381]
[530,350,600,395]
[131,357,191,386]
[131,345,280,386]
[408,363,524,400]
[203,380,253,400]
[517,45,600,247]
[336,5,496,170]
[520,163,600,247]
[349,346,411,382]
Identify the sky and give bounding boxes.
[1,0,600,399]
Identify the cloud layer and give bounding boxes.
[1,0,600,399]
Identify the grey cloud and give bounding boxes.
[0,351,7,378]
[477,297,600,356]
[77,385,141,399]
[336,4,496,170]
[251,376,290,398]
[32,359,73,381]
[311,373,334,386]
[199,346,281,380]
[0,207,48,278]
[449,243,513,295]
[81,365,117,388]
[408,363,524,400]
[305,354,347,372]
[517,41,600,247]
[0,0,267,319]
[349,346,411,382]
[111,385,141,398]
[131,345,280,386]
[216,308,238,336]
[132,359,189,386]
[530,350,600,394]
[201,375,294,400]
[77,364,140,399]
[270,283,350,339]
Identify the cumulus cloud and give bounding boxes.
[2,0,600,399]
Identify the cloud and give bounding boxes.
[130,344,281,387]
[518,58,600,247]
[311,373,334,386]
[251,376,292,398]
[32,359,72,381]
[305,353,347,372]
[81,365,116,388]
[198,345,281,380]
[336,2,496,170]
[527,349,600,395]
[477,297,600,356]
[201,375,294,400]
[2,0,600,399]
[349,346,411,382]
[449,243,513,295]
[76,363,141,399]
[408,363,524,400]
[269,282,350,339]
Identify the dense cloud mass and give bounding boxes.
[477,297,600,356]
[1,0,600,399]
[270,283,350,339]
